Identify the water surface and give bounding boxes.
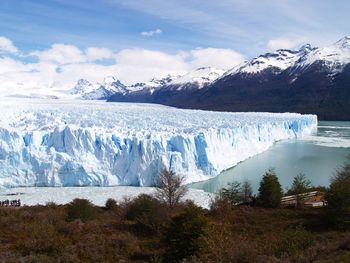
[189,121,350,193]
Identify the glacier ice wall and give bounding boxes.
[0,99,317,187]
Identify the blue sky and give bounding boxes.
[2,0,349,55]
[0,0,348,87]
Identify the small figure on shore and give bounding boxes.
[0,199,21,207]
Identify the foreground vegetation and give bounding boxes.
[0,163,349,262]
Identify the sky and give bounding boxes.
[0,0,349,89]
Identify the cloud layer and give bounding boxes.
[267,37,306,51]
[141,29,162,37]
[0,36,18,54]
[0,36,245,93]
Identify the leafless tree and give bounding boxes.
[241,180,253,203]
[155,169,188,207]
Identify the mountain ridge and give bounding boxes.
[108,36,350,120]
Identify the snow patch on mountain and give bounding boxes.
[223,36,350,79]
[299,36,350,72]
[170,67,226,89]
[225,45,315,76]
[129,75,177,94]
[128,67,225,93]
[0,99,317,188]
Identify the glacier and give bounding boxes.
[0,99,317,188]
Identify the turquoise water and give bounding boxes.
[189,121,350,193]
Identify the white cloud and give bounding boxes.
[188,48,245,69]
[0,36,245,93]
[114,48,189,83]
[116,48,187,69]
[0,57,29,74]
[85,47,115,61]
[0,36,18,54]
[30,43,86,64]
[267,37,305,51]
[141,29,162,37]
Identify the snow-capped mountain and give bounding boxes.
[129,74,177,94]
[128,67,225,93]
[225,44,316,75]
[71,67,224,101]
[71,76,128,100]
[2,36,348,119]
[170,67,226,89]
[297,36,350,72]
[108,67,226,104]
[223,36,350,77]
[71,79,95,95]
[109,36,350,120]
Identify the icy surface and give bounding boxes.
[0,99,317,188]
[0,186,214,209]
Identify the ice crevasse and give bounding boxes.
[0,99,317,187]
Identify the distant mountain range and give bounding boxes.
[6,36,350,120]
[107,36,350,120]
[72,76,128,100]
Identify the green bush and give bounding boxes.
[325,161,350,227]
[164,203,208,262]
[258,169,283,208]
[286,173,312,196]
[286,173,312,208]
[66,198,97,222]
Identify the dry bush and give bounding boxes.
[201,223,259,263]
[273,226,314,258]
[15,222,68,257]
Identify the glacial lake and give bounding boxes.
[189,121,350,194]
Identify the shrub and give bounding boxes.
[219,181,242,207]
[275,226,313,257]
[126,194,164,233]
[325,161,350,227]
[17,222,67,257]
[105,198,118,210]
[126,194,159,221]
[66,198,97,222]
[209,194,233,216]
[258,169,283,208]
[164,203,208,262]
[201,224,258,263]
